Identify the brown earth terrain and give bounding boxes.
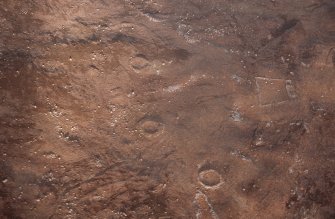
[1,0,335,218]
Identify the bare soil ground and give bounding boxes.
[1,0,335,218]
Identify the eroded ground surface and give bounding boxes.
[1,0,335,218]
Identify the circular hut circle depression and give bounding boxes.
[198,169,222,189]
[130,55,150,70]
[139,119,165,138]
[142,120,160,134]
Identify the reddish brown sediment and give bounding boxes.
[1,0,335,218]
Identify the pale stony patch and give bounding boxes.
[256,77,297,106]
